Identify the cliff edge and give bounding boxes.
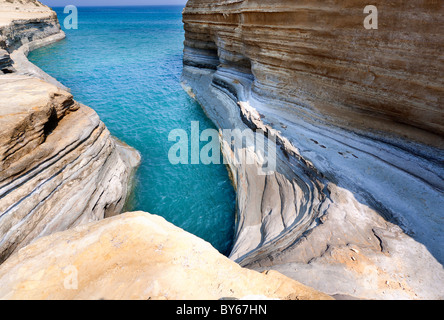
[182,0,444,299]
[0,212,332,300]
[0,1,331,301]
[0,0,141,263]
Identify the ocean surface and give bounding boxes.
[28,6,236,255]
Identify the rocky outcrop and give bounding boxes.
[182,0,444,299]
[0,1,140,263]
[183,0,444,150]
[0,0,68,87]
[0,1,329,301]
[0,49,13,73]
[0,212,333,300]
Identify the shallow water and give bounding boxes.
[28,6,236,255]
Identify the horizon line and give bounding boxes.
[50,4,186,7]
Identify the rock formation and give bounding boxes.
[0,1,141,263]
[182,0,444,299]
[0,1,332,301]
[0,212,333,300]
[1,0,442,301]
[0,49,13,73]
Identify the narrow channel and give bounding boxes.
[28,6,236,255]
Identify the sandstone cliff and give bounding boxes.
[0,1,331,301]
[0,212,333,300]
[182,0,444,299]
[0,1,141,263]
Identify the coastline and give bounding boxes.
[0,3,141,262]
[182,66,444,300]
[11,29,68,90]
[0,0,442,301]
[181,1,444,300]
[0,2,335,301]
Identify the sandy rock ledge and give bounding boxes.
[182,0,444,300]
[0,0,141,263]
[0,212,333,300]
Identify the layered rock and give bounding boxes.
[0,1,140,263]
[0,212,333,300]
[182,0,444,299]
[0,0,68,87]
[183,0,444,150]
[0,49,13,73]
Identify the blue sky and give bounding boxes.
[40,0,187,7]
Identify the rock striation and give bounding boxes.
[0,1,140,263]
[0,1,330,301]
[0,49,13,73]
[182,0,444,299]
[0,212,333,300]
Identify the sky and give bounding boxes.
[40,0,188,7]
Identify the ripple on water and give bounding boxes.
[28,6,236,255]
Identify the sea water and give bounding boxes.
[28,6,236,255]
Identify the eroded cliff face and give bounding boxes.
[183,0,444,150]
[182,0,444,299]
[0,1,141,263]
[0,212,333,300]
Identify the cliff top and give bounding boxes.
[0,211,333,300]
[0,0,48,10]
[0,0,52,27]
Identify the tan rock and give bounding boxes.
[0,212,333,300]
[0,75,140,263]
[182,0,444,300]
[0,1,140,263]
[183,0,444,148]
[0,0,53,27]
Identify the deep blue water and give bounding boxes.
[28,6,236,255]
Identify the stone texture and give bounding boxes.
[0,75,140,263]
[183,0,444,149]
[0,212,333,300]
[0,0,68,86]
[0,0,62,48]
[0,49,14,74]
[0,1,140,263]
[182,0,444,299]
[0,0,52,27]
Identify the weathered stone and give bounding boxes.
[182,0,444,300]
[0,49,14,74]
[0,212,333,300]
[0,1,140,263]
[183,0,444,149]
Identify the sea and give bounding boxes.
[28,6,236,255]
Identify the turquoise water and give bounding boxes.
[28,6,236,255]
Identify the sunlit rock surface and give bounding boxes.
[0,212,333,300]
[0,0,140,263]
[182,0,444,299]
